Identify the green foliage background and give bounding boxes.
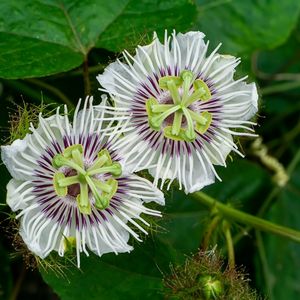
[0,0,300,299]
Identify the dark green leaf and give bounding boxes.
[0,0,195,79]
[41,237,175,300]
[255,163,300,300]
[96,0,197,52]
[0,0,129,78]
[195,0,300,56]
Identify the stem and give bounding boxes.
[232,147,300,245]
[261,80,300,95]
[255,231,274,299]
[25,78,74,108]
[191,191,300,243]
[83,59,91,96]
[287,147,300,175]
[201,214,221,250]
[223,220,235,270]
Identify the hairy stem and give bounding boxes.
[256,231,274,299]
[261,80,300,95]
[201,214,221,250]
[223,220,235,270]
[191,191,300,243]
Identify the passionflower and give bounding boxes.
[1,97,164,267]
[97,31,258,193]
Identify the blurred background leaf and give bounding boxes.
[255,161,300,300]
[196,0,300,56]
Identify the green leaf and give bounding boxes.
[41,237,176,300]
[255,163,300,300]
[0,0,195,79]
[195,0,300,56]
[96,0,197,52]
[0,0,128,78]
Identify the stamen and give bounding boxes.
[76,182,91,215]
[145,71,213,140]
[172,111,183,135]
[92,178,112,193]
[87,149,112,173]
[184,87,206,107]
[151,104,174,113]
[180,70,194,104]
[94,178,118,210]
[63,144,84,158]
[159,76,182,90]
[51,144,122,214]
[87,162,122,177]
[164,126,186,141]
[188,109,208,125]
[150,105,180,129]
[58,175,80,187]
[52,154,86,175]
[85,176,105,207]
[195,111,212,134]
[193,79,211,101]
[53,172,67,196]
[166,80,181,104]
[182,107,196,141]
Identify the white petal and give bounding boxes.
[86,216,133,256]
[207,54,239,85]
[97,61,136,106]
[147,144,216,194]
[19,206,61,258]
[6,179,34,211]
[218,81,258,121]
[124,174,165,205]
[172,31,206,71]
[205,131,233,166]
[1,137,31,180]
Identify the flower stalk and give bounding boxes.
[191,191,300,243]
[222,220,235,270]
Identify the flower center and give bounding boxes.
[52,144,122,215]
[146,70,212,142]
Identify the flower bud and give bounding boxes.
[200,275,223,299]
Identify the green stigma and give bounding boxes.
[146,70,212,142]
[52,145,122,215]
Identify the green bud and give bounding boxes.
[200,275,223,299]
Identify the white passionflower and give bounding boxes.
[1,97,164,267]
[97,31,258,193]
